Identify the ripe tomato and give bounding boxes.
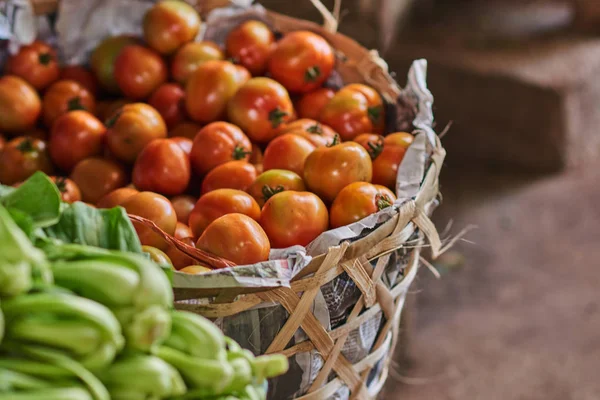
[179,265,212,274]
[196,213,270,265]
[42,80,96,128]
[185,60,250,124]
[226,20,274,76]
[171,41,224,84]
[60,66,99,96]
[0,135,5,152]
[268,31,334,93]
[189,121,251,176]
[385,132,414,148]
[122,191,177,250]
[296,88,335,120]
[320,84,385,140]
[105,103,167,163]
[0,137,54,185]
[49,110,106,172]
[21,128,47,141]
[96,187,139,209]
[304,139,373,203]
[188,188,260,238]
[70,157,127,203]
[329,182,396,228]
[0,76,41,134]
[262,134,315,176]
[5,41,59,91]
[142,245,173,266]
[201,160,257,194]
[248,169,306,208]
[170,137,193,156]
[227,77,294,143]
[96,99,132,121]
[249,144,263,165]
[114,45,168,100]
[91,35,139,94]
[143,0,201,55]
[174,213,195,234]
[166,236,196,270]
[276,118,336,147]
[260,191,328,248]
[148,83,186,129]
[169,121,201,140]
[49,176,82,203]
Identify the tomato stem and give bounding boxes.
[105,111,122,128]
[38,52,53,66]
[368,106,382,124]
[376,194,393,210]
[304,66,321,82]
[54,177,67,193]
[16,138,34,153]
[367,138,384,160]
[268,108,288,128]
[262,185,285,202]
[306,124,323,135]
[327,134,340,147]
[67,97,86,112]
[232,145,252,160]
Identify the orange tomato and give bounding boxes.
[201,160,257,194]
[227,77,294,143]
[0,135,5,152]
[276,118,336,147]
[188,188,260,238]
[226,20,275,76]
[179,265,212,274]
[268,31,335,93]
[196,213,270,265]
[96,187,139,209]
[296,88,335,120]
[148,83,186,129]
[385,132,414,148]
[248,169,306,208]
[49,176,82,203]
[174,221,194,239]
[114,45,168,100]
[0,137,54,185]
[122,191,177,250]
[5,41,59,90]
[171,41,224,84]
[166,236,196,270]
[96,99,132,121]
[170,136,193,156]
[91,35,139,93]
[0,76,41,134]
[143,0,201,55]
[60,65,99,96]
[170,195,197,224]
[262,133,315,176]
[169,121,202,140]
[70,157,127,204]
[329,182,396,228]
[259,191,329,248]
[42,80,96,128]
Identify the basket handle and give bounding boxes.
[308,0,341,33]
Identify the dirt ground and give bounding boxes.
[381,163,600,400]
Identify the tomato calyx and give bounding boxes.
[366,138,384,160]
[67,96,86,111]
[367,106,382,124]
[38,52,53,66]
[232,145,252,160]
[105,111,123,128]
[326,134,341,147]
[268,108,288,128]
[16,138,34,153]
[227,56,240,65]
[304,66,321,82]
[262,184,285,202]
[54,176,67,193]
[375,194,393,211]
[306,123,323,135]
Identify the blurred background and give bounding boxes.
[260,0,600,399]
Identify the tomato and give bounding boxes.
[188,188,260,238]
[142,245,173,266]
[196,213,270,265]
[42,80,96,128]
[143,0,201,55]
[179,265,212,274]
[105,103,167,163]
[268,31,335,93]
[96,187,139,209]
[91,35,139,94]
[201,160,257,194]
[0,76,41,134]
[185,60,250,124]
[353,133,383,153]
[166,236,196,270]
[49,110,106,172]
[70,157,127,203]
[189,121,251,176]
[249,144,263,165]
[5,41,59,91]
[259,191,328,248]
[385,132,414,148]
[169,121,201,140]
[171,41,224,84]
[114,45,168,100]
[170,137,193,156]
[296,88,335,120]
[226,20,274,76]
[320,83,385,140]
[174,221,194,239]
[304,139,373,203]
[329,182,396,228]
[49,176,82,203]
[96,99,132,121]
[21,128,47,141]
[132,138,191,196]
[276,119,336,147]
[0,137,54,185]
[248,169,306,208]
[148,83,186,129]
[0,135,5,152]
[227,77,294,143]
[122,191,177,250]
[262,134,315,176]
[169,195,195,224]
[60,66,99,96]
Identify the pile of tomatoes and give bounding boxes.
[0,0,414,272]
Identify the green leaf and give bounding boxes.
[6,208,35,239]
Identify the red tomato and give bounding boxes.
[189,121,251,176]
[0,135,5,152]
[96,99,132,122]
[249,144,263,166]
[268,31,335,93]
[49,176,82,203]
[49,110,106,172]
[105,103,167,163]
[329,182,396,228]
[174,222,193,239]
[188,188,260,238]
[148,83,186,129]
[171,195,197,224]
[304,139,373,203]
[0,76,41,134]
[248,169,306,208]
[0,137,54,185]
[21,128,47,141]
[91,35,139,94]
[60,65,99,96]
[276,118,336,147]
[296,88,335,120]
[201,160,257,194]
[169,121,202,140]
[122,191,177,250]
[262,134,315,176]
[171,41,224,84]
[259,191,329,248]
[185,60,250,124]
[227,77,295,143]
[96,187,139,209]
[196,213,270,265]
[132,138,191,196]
[385,132,414,148]
[5,41,59,91]
[114,45,168,100]
[42,80,96,128]
[166,236,196,270]
[143,0,201,55]
[70,157,127,203]
[226,20,274,76]
[170,137,193,156]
